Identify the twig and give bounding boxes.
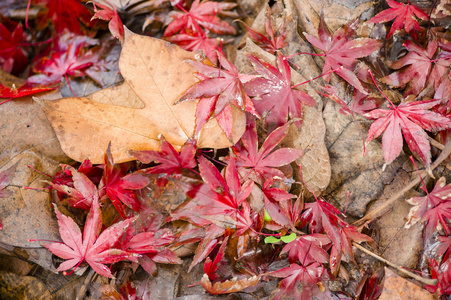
[353,141,451,227]
[76,269,96,300]
[353,242,437,286]
[428,136,445,151]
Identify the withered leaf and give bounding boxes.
[38,27,245,164]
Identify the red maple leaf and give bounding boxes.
[121,227,181,275]
[270,263,334,300]
[406,177,451,237]
[0,82,55,105]
[48,166,99,210]
[242,5,287,54]
[43,197,138,278]
[330,226,372,274]
[91,1,124,42]
[303,19,382,93]
[369,0,428,38]
[230,118,303,184]
[103,144,150,218]
[0,22,28,74]
[365,97,451,166]
[282,234,330,266]
[165,30,222,64]
[381,40,450,96]
[426,259,451,295]
[129,135,197,176]
[432,235,451,262]
[198,156,253,213]
[245,53,316,131]
[28,33,100,87]
[178,51,259,138]
[33,0,93,34]
[262,179,297,229]
[163,0,237,37]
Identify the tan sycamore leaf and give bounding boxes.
[37,27,245,164]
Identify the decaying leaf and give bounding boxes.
[38,27,246,164]
[200,273,261,295]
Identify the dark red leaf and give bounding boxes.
[33,0,93,34]
[369,0,428,38]
[130,135,197,175]
[243,5,287,54]
[270,263,334,300]
[91,2,124,42]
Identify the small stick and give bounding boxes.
[76,269,96,300]
[353,242,437,286]
[353,141,451,227]
[428,136,444,151]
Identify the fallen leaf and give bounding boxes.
[235,37,330,196]
[200,274,261,295]
[378,267,437,300]
[38,27,246,164]
[0,70,69,271]
[369,0,428,38]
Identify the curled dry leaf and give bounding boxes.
[200,273,261,295]
[37,27,245,164]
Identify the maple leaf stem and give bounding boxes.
[368,70,396,109]
[23,186,50,191]
[0,98,13,106]
[297,165,319,201]
[286,52,326,59]
[27,164,52,178]
[19,38,54,48]
[63,259,85,276]
[25,0,31,29]
[65,74,77,97]
[292,66,343,88]
[28,238,62,243]
[409,156,429,194]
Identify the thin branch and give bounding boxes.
[428,136,444,150]
[353,242,437,286]
[76,269,96,300]
[353,141,451,227]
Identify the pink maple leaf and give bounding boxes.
[230,118,303,184]
[164,0,237,37]
[365,98,451,166]
[369,0,429,38]
[381,40,450,96]
[129,135,197,176]
[43,197,138,278]
[245,53,316,132]
[303,18,382,93]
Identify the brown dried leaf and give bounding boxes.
[285,0,374,34]
[379,268,437,300]
[0,71,69,271]
[200,273,261,295]
[38,27,246,164]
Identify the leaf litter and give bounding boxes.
[0,0,450,298]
